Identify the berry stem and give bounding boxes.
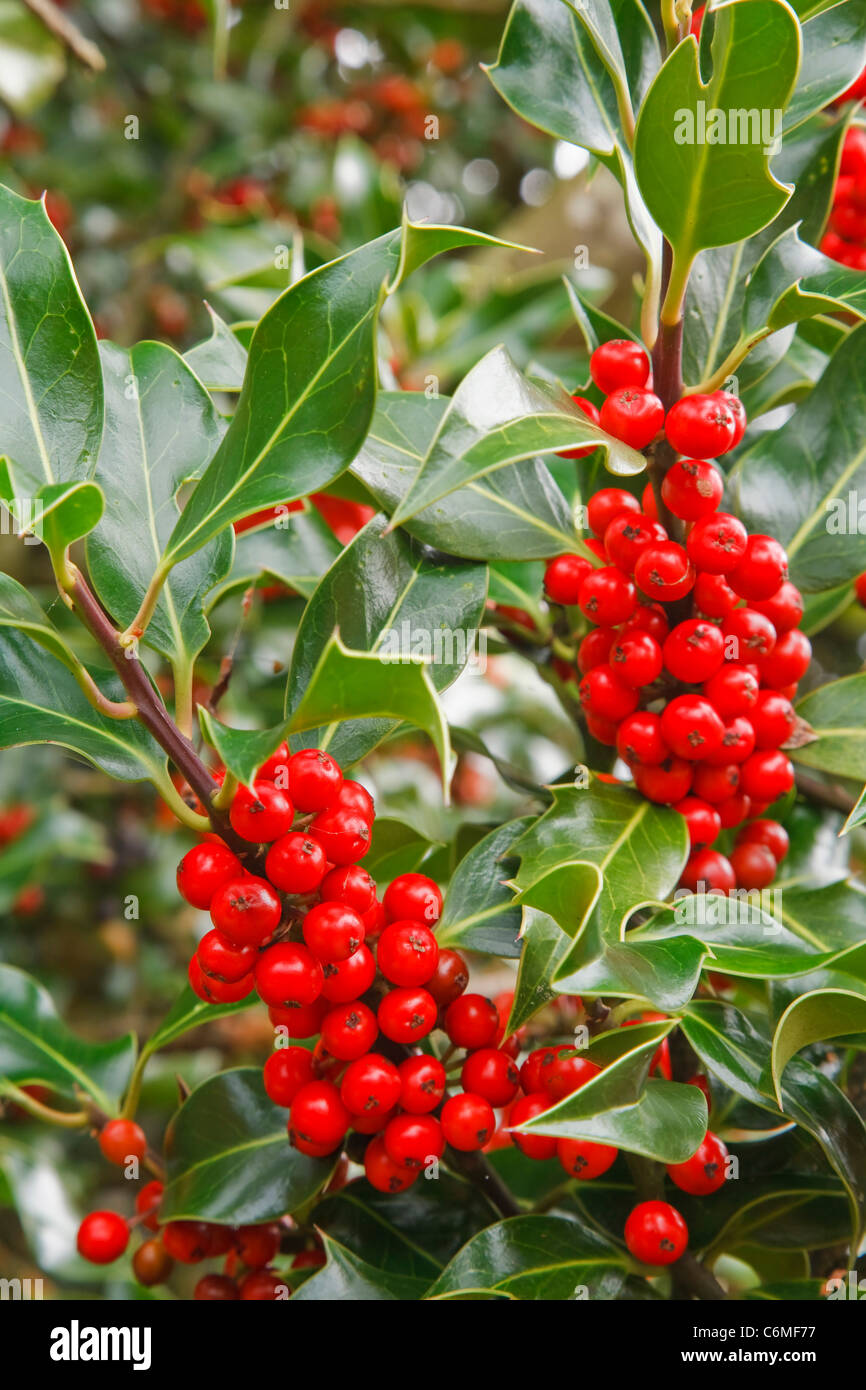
[671,1249,728,1301]
[445,1144,522,1219]
[0,1081,89,1129]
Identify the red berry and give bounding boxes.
[135,1180,163,1232]
[460,1048,520,1107]
[634,542,695,601]
[589,340,650,395]
[132,1240,173,1288]
[340,1053,401,1116]
[162,1220,220,1263]
[265,833,328,894]
[621,601,669,643]
[603,513,666,573]
[384,1113,445,1168]
[578,566,637,625]
[236,1222,281,1268]
[740,750,795,802]
[633,756,693,804]
[665,395,736,458]
[255,943,324,1007]
[758,628,811,688]
[320,943,376,1003]
[728,534,788,601]
[177,842,242,909]
[188,955,254,1003]
[577,626,617,674]
[309,807,371,864]
[674,796,722,850]
[855,572,866,607]
[290,1080,350,1150]
[713,390,746,446]
[268,997,328,1039]
[679,849,736,894]
[579,664,639,721]
[197,928,257,982]
[320,1001,378,1060]
[519,1048,555,1096]
[77,1211,129,1264]
[239,1270,288,1300]
[692,760,740,803]
[377,920,439,986]
[508,1094,557,1160]
[721,607,777,660]
[257,739,290,781]
[609,631,663,688]
[600,386,665,449]
[287,748,343,811]
[666,1131,728,1195]
[729,841,777,889]
[194,1274,239,1300]
[751,581,804,633]
[210,877,281,947]
[751,690,796,749]
[716,792,752,828]
[586,713,619,746]
[397,1055,447,1114]
[556,1137,618,1180]
[735,818,789,862]
[320,864,377,914]
[693,571,738,618]
[704,716,755,766]
[663,619,724,684]
[303,901,365,962]
[444,993,500,1050]
[230,780,293,842]
[558,394,602,459]
[702,665,759,719]
[440,1093,496,1151]
[624,1200,688,1264]
[377,986,438,1043]
[427,949,469,1007]
[364,1135,419,1193]
[616,710,667,767]
[335,779,375,819]
[661,458,723,520]
[263,1047,315,1107]
[544,554,593,605]
[542,1052,601,1101]
[661,695,725,761]
[98,1119,147,1166]
[586,488,642,537]
[383,872,443,925]
[686,512,748,574]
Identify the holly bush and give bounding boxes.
[2,0,866,1307]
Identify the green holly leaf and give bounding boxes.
[388,347,645,529]
[744,226,866,336]
[792,675,866,779]
[141,986,256,1059]
[435,818,530,957]
[771,988,866,1104]
[197,712,285,789]
[160,1068,333,1224]
[351,391,579,562]
[0,185,102,485]
[34,481,104,572]
[785,0,866,131]
[0,965,135,1111]
[427,1214,630,1301]
[291,1233,430,1301]
[210,503,342,605]
[86,341,232,667]
[734,326,866,591]
[184,305,248,392]
[634,2,800,268]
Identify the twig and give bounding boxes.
[794,769,857,816]
[22,0,106,71]
[672,1250,728,1301]
[446,1147,522,1219]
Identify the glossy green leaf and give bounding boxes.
[184,307,248,391]
[389,347,644,528]
[351,391,578,562]
[785,0,866,130]
[35,481,104,569]
[286,515,486,773]
[291,1233,430,1301]
[0,572,93,679]
[162,219,520,567]
[792,675,866,778]
[197,711,284,789]
[436,818,530,957]
[0,184,102,484]
[744,226,866,336]
[427,1214,629,1301]
[160,1068,332,1224]
[361,818,439,883]
[734,326,866,591]
[771,988,866,1104]
[508,908,573,1034]
[634,3,800,264]
[87,341,232,666]
[842,785,866,834]
[142,986,255,1061]
[210,503,342,604]
[0,964,135,1111]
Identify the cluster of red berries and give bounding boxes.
[820,126,866,270]
[77,1178,320,1298]
[546,338,809,894]
[508,1039,728,1266]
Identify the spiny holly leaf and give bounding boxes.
[289,632,453,797]
[682,1001,866,1246]
[361,818,440,883]
[784,0,866,130]
[673,1174,852,1261]
[734,325,866,592]
[435,818,530,957]
[161,218,524,569]
[160,1068,332,1224]
[792,675,866,779]
[140,986,255,1059]
[286,515,486,776]
[197,711,285,789]
[184,305,248,391]
[426,1214,630,1301]
[744,226,866,335]
[389,346,645,528]
[291,1233,430,1301]
[843,786,866,835]
[87,341,232,668]
[0,572,94,679]
[0,184,102,485]
[210,503,342,605]
[771,989,866,1104]
[0,965,135,1111]
[0,625,167,783]
[351,391,578,562]
[634,2,800,265]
